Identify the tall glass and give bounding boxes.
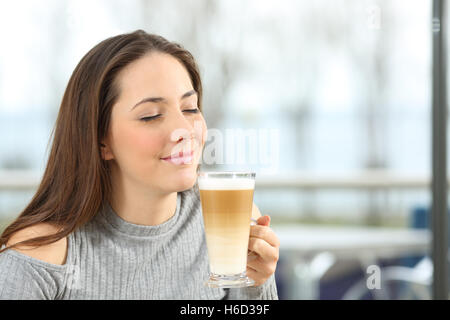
[197,171,256,288]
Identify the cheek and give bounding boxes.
[112,125,164,164]
[202,121,208,145]
[134,133,162,156]
[194,116,208,146]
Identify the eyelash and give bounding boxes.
[140,108,200,122]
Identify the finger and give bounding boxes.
[249,225,280,248]
[247,255,276,277]
[256,215,270,227]
[247,250,258,262]
[246,266,264,287]
[248,237,279,263]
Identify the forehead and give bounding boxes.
[116,52,193,100]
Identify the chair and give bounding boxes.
[342,255,432,300]
[342,206,450,300]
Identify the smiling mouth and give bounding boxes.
[161,150,195,165]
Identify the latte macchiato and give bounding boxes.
[198,177,255,276]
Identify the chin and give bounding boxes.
[169,169,198,192]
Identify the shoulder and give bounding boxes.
[6,223,68,266]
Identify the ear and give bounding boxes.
[100,142,114,160]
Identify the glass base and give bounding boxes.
[204,272,255,288]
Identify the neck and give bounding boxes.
[109,170,178,226]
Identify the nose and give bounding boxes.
[170,120,195,143]
[174,132,194,144]
[168,111,199,149]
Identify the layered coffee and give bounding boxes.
[198,178,255,275]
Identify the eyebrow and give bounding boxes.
[130,89,197,111]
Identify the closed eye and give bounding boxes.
[183,108,200,114]
[140,115,161,122]
[140,109,199,122]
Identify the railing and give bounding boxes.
[0,170,43,190]
[256,170,431,190]
[0,169,433,190]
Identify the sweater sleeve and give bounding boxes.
[224,274,279,300]
[0,249,66,300]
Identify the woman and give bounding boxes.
[0,30,279,299]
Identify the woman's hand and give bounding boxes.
[247,214,280,287]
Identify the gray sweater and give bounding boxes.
[0,185,278,300]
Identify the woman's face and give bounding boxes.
[103,52,207,193]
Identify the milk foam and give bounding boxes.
[198,178,255,190]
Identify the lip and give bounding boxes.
[161,150,194,160]
[161,150,195,165]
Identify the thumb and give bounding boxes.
[257,215,271,227]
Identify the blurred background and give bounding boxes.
[0,0,444,299]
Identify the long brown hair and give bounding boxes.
[0,30,203,253]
